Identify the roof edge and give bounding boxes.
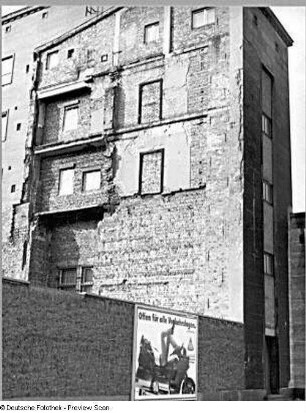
[260,7,294,47]
[35,6,123,54]
[2,6,48,24]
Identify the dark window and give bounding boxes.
[67,49,74,59]
[5,25,11,33]
[138,80,162,124]
[2,55,14,86]
[22,241,27,270]
[16,123,21,131]
[46,51,59,70]
[262,181,273,204]
[253,15,258,26]
[2,111,8,142]
[81,267,94,293]
[101,54,108,62]
[264,253,274,276]
[26,64,30,73]
[42,11,48,19]
[8,166,11,170]
[192,8,215,29]
[139,149,164,195]
[82,170,101,192]
[11,184,16,193]
[59,268,77,290]
[144,22,159,44]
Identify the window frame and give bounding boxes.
[262,113,272,139]
[81,267,94,293]
[59,267,78,290]
[138,79,163,124]
[262,180,273,205]
[58,167,75,196]
[58,266,93,293]
[264,252,274,276]
[144,22,160,44]
[46,50,59,70]
[2,54,15,86]
[191,7,216,29]
[2,110,9,142]
[82,169,101,192]
[62,104,79,132]
[139,148,165,195]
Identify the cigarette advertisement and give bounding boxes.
[132,305,198,400]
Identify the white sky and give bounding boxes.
[1,5,305,212]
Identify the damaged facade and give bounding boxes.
[3,6,294,394]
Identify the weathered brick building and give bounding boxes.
[2,6,295,397]
[1,5,105,267]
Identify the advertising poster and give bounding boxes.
[132,305,198,400]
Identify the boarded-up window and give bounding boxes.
[2,55,14,86]
[192,8,215,29]
[144,22,159,44]
[139,80,162,124]
[63,105,78,131]
[82,170,101,192]
[139,150,164,195]
[58,168,74,195]
[46,51,59,70]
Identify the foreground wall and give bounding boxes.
[2,278,245,400]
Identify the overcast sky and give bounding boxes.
[1,5,305,212]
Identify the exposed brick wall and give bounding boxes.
[39,186,242,321]
[171,7,229,52]
[288,213,305,390]
[119,7,164,66]
[43,92,92,145]
[2,279,245,400]
[39,13,116,90]
[37,146,115,213]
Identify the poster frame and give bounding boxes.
[131,304,198,401]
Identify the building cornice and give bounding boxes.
[2,6,48,25]
[259,7,293,47]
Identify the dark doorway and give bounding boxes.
[265,336,279,394]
